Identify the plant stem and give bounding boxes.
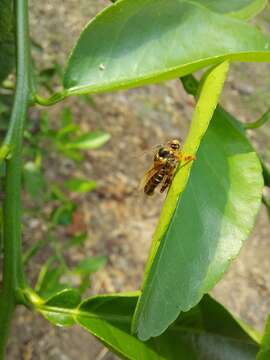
[0,0,31,357]
[243,108,270,130]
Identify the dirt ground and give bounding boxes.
[5,1,270,359]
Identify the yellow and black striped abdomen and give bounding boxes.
[144,167,166,196]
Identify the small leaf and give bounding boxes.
[39,289,81,327]
[51,203,75,225]
[57,123,80,139]
[65,131,110,150]
[74,256,107,275]
[63,0,270,96]
[35,265,67,299]
[64,178,96,193]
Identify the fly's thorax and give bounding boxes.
[155,147,174,162]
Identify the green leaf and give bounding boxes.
[75,293,258,360]
[0,0,14,83]
[133,75,264,340]
[64,178,97,193]
[35,261,67,299]
[60,107,73,127]
[51,203,75,225]
[65,131,110,150]
[257,315,270,360]
[192,0,267,20]
[65,233,87,249]
[133,62,231,340]
[74,256,107,275]
[23,161,45,199]
[63,0,270,96]
[39,289,81,327]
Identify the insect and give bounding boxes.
[141,139,195,196]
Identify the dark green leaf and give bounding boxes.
[65,131,110,150]
[75,293,258,360]
[74,256,106,275]
[63,0,270,95]
[257,315,270,360]
[133,92,264,339]
[64,178,96,193]
[51,203,75,225]
[0,0,14,83]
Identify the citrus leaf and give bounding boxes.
[193,0,267,20]
[38,289,81,327]
[64,178,97,193]
[133,77,264,340]
[75,293,258,360]
[63,0,270,96]
[132,61,231,339]
[257,315,270,360]
[0,0,15,83]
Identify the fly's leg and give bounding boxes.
[178,154,196,169]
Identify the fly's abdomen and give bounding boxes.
[144,168,166,196]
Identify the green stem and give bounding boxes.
[34,91,67,106]
[261,160,270,188]
[0,0,31,357]
[243,108,270,130]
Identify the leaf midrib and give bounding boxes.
[38,304,256,346]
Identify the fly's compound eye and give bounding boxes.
[158,148,170,159]
[170,141,180,150]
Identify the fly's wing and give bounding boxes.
[139,161,164,190]
[131,143,165,161]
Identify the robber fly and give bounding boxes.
[141,139,195,196]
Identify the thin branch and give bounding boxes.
[244,108,270,130]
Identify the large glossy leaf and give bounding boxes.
[30,289,259,358]
[133,95,264,339]
[257,315,270,360]
[76,294,258,360]
[0,0,14,83]
[193,0,267,19]
[63,0,270,95]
